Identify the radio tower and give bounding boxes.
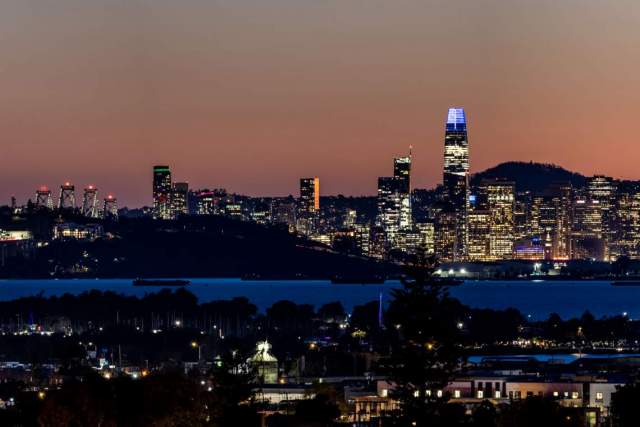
[103,194,118,219]
[58,182,75,210]
[82,185,99,218]
[35,186,53,209]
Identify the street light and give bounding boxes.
[191,341,202,362]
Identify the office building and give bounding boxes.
[467,210,491,261]
[443,108,469,260]
[297,178,320,235]
[377,153,413,250]
[152,166,172,220]
[587,175,617,258]
[171,182,189,218]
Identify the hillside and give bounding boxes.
[471,161,587,192]
[1,214,394,279]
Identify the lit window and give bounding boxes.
[477,390,484,399]
[426,390,432,397]
[381,389,388,398]
[564,392,569,398]
[553,391,559,397]
[596,392,603,401]
[495,391,501,398]
[454,390,461,398]
[437,390,443,398]
[572,392,579,399]
[413,390,419,398]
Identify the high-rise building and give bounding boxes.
[587,175,617,258]
[152,166,172,220]
[103,195,118,219]
[82,185,99,218]
[572,190,605,260]
[298,178,320,235]
[443,107,469,260]
[612,190,640,259]
[377,176,402,246]
[434,209,457,262]
[394,155,412,231]
[534,182,573,260]
[377,153,413,250]
[58,182,75,210]
[394,155,411,192]
[299,178,320,214]
[171,182,189,218]
[482,180,515,259]
[35,186,53,210]
[353,224,371,256]
[467,210,491,261]
[513,192,531,241]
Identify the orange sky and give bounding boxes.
[1,0,639,207]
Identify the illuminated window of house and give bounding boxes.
[454,390,460,398]
[477,390,484,399]
[596,392,604,401]
[495,391,501,398]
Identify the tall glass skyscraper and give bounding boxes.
[298,177,320,235]
[443,107,469,260]
[153,165,172,220]
[393,155,412,231]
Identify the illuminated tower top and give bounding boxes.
[446,107,467,132]
[444,107,469,177]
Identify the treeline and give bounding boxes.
[1,289,638,363]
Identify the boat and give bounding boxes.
[611,280,640,287]
[433,278,464,287]
[133,279,190,287]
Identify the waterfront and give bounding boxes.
[0,279,638,319]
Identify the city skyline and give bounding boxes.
[9,143,640,209]
[2,1,640,206]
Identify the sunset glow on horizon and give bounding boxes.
[2,0,640,206]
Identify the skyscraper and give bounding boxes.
[587,175,616,259]
[298,177,320,235]
[394,155,412,231]
[153,165,172,220]
[377,176,402,245]
[376,153,413,251]
[443,107,469,260]
[299,178,320,214]
[479,179,515,259]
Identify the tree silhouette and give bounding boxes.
[382,248,464,426]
